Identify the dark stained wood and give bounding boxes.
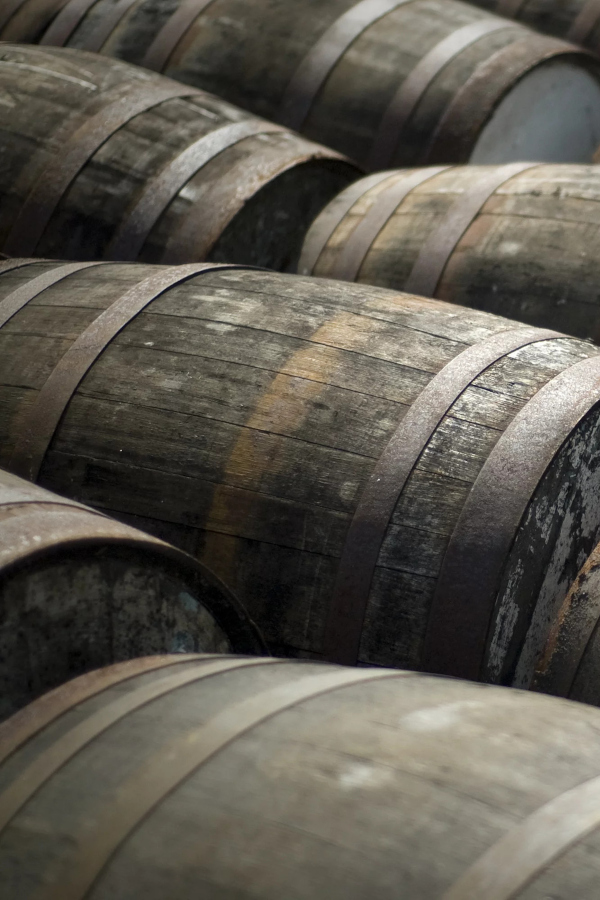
[1,260,600,689]
[4,0,600,168]
[0,43,356,269]
[0,467,266,721]
[534,540,600,704]
[303,164,600,342]
[4,656,600,897]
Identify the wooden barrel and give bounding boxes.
[0,44,356,270]
[3,0,600,169]
[300,163,600,342]
[0,467,265,720]
[2,257,600,692]
[470,0,600,57]
[4,654,600,897]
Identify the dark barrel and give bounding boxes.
[3,654,600,898]
[2,0,600,168]
[0,43,356,270]
[470,0,600,57]
[0,467,265,720]
[534,540,600,706]
[1,257,600,691]
[300,163,600,341]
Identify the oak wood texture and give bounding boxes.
[2,0,599,169]
[0,43,356,270]
[4,655,600,898]
[2,260,600,690]
[303,163,600,342]
[534,540,600,704]
[0,467,265,720]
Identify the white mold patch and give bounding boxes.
[400,700,484,733]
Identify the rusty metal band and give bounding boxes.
[41,0,140,51]
[7,263,240,482]
[0,257,43,278]
[0,657,281,836]
[423,36,583,164]
[496,0,526,16]
[40,0,99,45]
[368,20,513,171]
[423,353,600,682]
[79,0,140,51]
[161,145,336,264]
[329,166,450,282]
[321,326,560,667]
[0,470,98,509]
[43,666,414,900]
[443,773,600,900]
[2,83,198,258]
[404,162,540,298]
[279,0,417,131]
[298,170,397,276]
[0,656,205,769]
[106,120,284,261]
[568,0,600,44]
[142,0,219,72]
[0,504,156,572]
[0,0,29,33]
[0,261,108,331]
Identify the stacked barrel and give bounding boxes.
[4,1,600,896]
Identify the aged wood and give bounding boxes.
[533,541,600,705]
[0,468,265,721]
[302,163,600,342]
[1,260,600,691]
[0,43,356,269]
[471,0,600,57]
[4,0,600,168]
[4,656,600,897]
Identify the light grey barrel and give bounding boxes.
[3,655,600,898]
[0,467,265,720]
[300,163,600,341]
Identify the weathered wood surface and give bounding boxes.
[3,0,600,168]
[1,260,600,692]
[533,540,600,704]
[0,43,355,269]
[4,655,600,898]
[302,164,600,342]
[0,467,265,720]
[472,0,600,56]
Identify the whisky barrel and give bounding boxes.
[3,0,600,169]
[300,163,600,341]
[4,655,600,898]
[470,0,600,57]
[2,257,600,690]
[0,44,356,269]
[0,467,265,720]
